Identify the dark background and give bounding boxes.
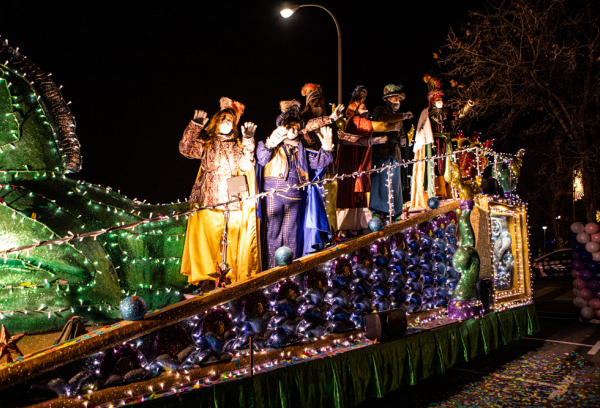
[0,0,481,203]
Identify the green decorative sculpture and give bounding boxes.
[0,43,188,333]
[447,162,483,319]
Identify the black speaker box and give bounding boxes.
[361,309,407,341]
[476,278,492,313]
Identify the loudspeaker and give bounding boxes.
[476,278,492,313]
[361,309,407,341]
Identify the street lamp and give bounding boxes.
[280,4,343,106]
[542,226,547,253]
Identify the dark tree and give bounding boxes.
[438,0,600,224]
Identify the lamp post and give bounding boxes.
[280,4,343,106]
[542,226,547,254]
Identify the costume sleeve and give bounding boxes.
[256,141,274,167]
[307,148,333,169]
[239,137,256,172]
[337,129,374,146]
[372,121,398,132]
[302,116,334,134]
[179,120,207,159]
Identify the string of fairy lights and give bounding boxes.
[0,147,524,261]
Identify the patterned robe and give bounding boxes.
[179,120,260,284]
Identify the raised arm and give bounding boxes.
[179,110,210,159]
[301,104,345,134]
[239,122,257,172]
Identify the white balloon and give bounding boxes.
[571,222,585,233]
[573,288,580,297]
[573,296,588,308]
[586,241,600,253]
[593,252,600,262]
[581,306,596,319]
[577,232,591,244]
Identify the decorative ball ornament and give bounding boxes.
[577,232,591,244]
[574,278,587,289]
[587,279,600,291]
[427,197,440,210]
[588,298,600,310]
[571,222,585,233]
[592,233,600,243]
[368,217,384,232]
[579,269,592,281]
[579,252,592,263]
[586,241,600,253]
[119,296,147,321]
[573,296,588,308]
[585,223,600,234]
[581,306,595,320]
[275,246,294,266]
[580,288,594,301]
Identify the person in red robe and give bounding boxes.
[335,86,399,235]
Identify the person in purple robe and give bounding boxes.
[256,104,334,269]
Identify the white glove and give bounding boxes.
[265,126,287,148]
[372,136,388,145]
[192,110,208,126]
[317,127,334,151]
[403,111,413,120]
[241,122,257,138]
[329,104,345,121]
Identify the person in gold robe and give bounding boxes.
[179,97,260,290]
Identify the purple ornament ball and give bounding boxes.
[579,252,592,263]
[572,251,579,260]
[579,269,592,281]
[572,260,585,271]
[572,242,586,253]
[587,261,600,274]
[587,279,600,292]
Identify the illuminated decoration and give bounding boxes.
[476,195,533,310]
[0,38,536,406]
[0,42,189,333]
[0,324,25,363]
[573,169,584,201]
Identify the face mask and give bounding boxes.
[390,102,400,111]
[358,109,369,118]
[311,107,323,116]
[219,122,233,135]
[435,101,444,109]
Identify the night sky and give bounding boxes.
[0,0,481,203]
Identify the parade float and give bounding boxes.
[0,42,537,407]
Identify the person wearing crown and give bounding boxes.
[257,102,334,269]
[410,75,464,210]
[179,97,260,289]
[371,84,413,220]
[336,86,402,234]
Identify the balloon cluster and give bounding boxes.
[570,222,600,320]
[29,213,461,400]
